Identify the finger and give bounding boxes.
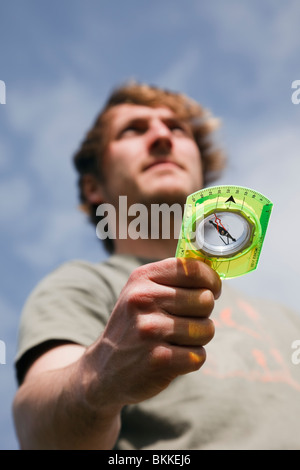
[149,344,207,375]
[167,316,215,347]
[144,257,222,299]
[157,285,216,318]
[138,313,215,347]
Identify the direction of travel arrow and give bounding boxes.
[225,196,236,204]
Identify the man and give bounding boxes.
[13,82,300,450]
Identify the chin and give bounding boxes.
[137,173,203,207]
[142,186,190,207]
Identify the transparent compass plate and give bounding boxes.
[176,185,273,279]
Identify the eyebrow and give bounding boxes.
[163,116,190,128]
[116,115,192,135]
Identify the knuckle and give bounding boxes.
[126,286,144,308]
[137,315,162,340]
[149,345,173,370]
[202,318,215,345]
[125,283,154,311]
[128,265,147,283]
[200,289,215,315]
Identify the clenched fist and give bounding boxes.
[84,257,222,409]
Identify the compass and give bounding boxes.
[176,185,273,279]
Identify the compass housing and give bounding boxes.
[195,210,254,258]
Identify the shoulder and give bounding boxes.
[15,255,147,383]
[29,254,144,296]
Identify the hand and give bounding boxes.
[84,257,222,409]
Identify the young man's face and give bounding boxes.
[99,104,203,208]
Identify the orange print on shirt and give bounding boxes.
[203,299,300,391]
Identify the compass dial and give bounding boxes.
[196,211,253,257]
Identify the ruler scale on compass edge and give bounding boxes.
[175,185,273,279]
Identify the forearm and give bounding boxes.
[13,354,122,450]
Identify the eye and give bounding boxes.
[170,124,185,133]
[118,121,148,138]
[166,119,190,136]
[123,126,142,135]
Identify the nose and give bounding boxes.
[147,120,173,155]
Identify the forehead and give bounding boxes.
[108,104,179,130]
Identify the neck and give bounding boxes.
[103,204,184,260]
[115,209,181,260]
[115,236,178,260]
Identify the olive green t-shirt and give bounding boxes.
[15,255,300,449]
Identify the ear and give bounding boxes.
[81,174,106,205]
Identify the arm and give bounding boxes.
[13,343,122,449]
[13,257,221,450]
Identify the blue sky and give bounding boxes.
[1,0,300,449]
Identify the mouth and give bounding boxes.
[143,159,183,172]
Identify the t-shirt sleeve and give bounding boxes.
[15,260,116,383]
